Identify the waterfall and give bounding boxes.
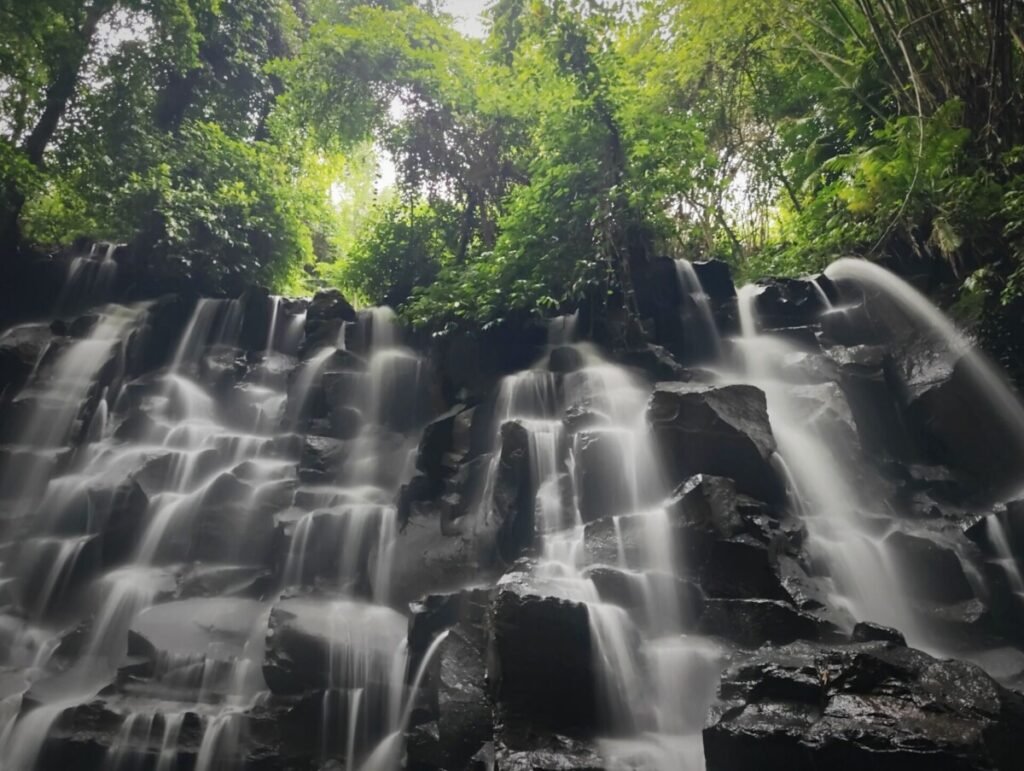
[826,257,1024,495]
[675,258,721,356]
[735,284,927,641]
[470,326,722,770]
[4,255,1024,771]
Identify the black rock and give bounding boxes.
[704,640,1024,771]
[697,598,831,647]
[851,621,907,645]
[263,597,406,695]
[490,570,596,734]
[884,530,975,604]
[649,383,783,503]
[548,346,585,374]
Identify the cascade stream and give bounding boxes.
[1,249,1024,770]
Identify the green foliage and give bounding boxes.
[328,196,459,308]
[2,0,1022,329]
[119,122,314,293]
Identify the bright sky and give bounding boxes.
[443,0,489,38]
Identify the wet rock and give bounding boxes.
[766,325,822,352]
[777,351,839,384]
[238,287,273,351]
[563,403,610,435]
[430,615,493,767]
[397,474,445,525]
[298,435,351,483]
[698,537,791,602]
[45,476,149,566]
[704,640,1024,771]
[388,513,487,607]
[129,597,264,692]
[649,383,783,503]
[263,597,406,695]
[0,324,51,399]
[33,699,129,771]
[113,408,161,443]
[187,472,283,565]
[575,428,640,523]
[884,531,975,604]
[176,564,273,599]
[68,313,100,338]
[616,345,690,383]
[307,289,356,326]
[491,421,536,562]
[408,588,492,659]
[417,405,475,480]
[697,598,833,647]
[694,259,736,303]
[851,621,906,645]
[491,570,596,733]
[199,345,248,392]
[494,733,605,771]
[744,278,830,330]
[311,404,362,441]
[302,289,356,354]
[548,346,585,374]
[891,341,1024,489]
[965,500,1024,558]
[585,565,703,627]
[667,474,756,538]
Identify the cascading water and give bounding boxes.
[474,325,723,770]
[5,250,1024,771]
[732,284,927,642]
[826,257,1024,494]
[675,258,721,357]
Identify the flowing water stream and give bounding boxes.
[2,254,1024,770]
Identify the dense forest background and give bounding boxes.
[1,0,1022,345]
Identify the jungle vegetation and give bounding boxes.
[1,0,1022,333]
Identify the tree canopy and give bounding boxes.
[1,0,1022,328]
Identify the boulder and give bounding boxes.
[490,570,596,734]
[388,512,490,607]
[491,421,536,562]
[825,344,913,459]
[263,597,406,695]
[574,428,643,522]
[548,346,585,374]
[0,324,51,400]
[298,435,351,484]
[743,278,830,330]
[697,598,831,647]
[649,383,783,503]
[884,531,975,604]
[891,340,1024,490]
[704,640,1024,771]
[494,734,605,771]
[416,405,474,480]
[302,289,356,354]
[693,259,737,305]
[851,621,906,645]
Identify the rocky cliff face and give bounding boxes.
[0,247,1022,771]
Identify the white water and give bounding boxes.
[734,284,927,642]
[826,257,1024,490]
[472,329,721,770]
[675,258,722,356]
